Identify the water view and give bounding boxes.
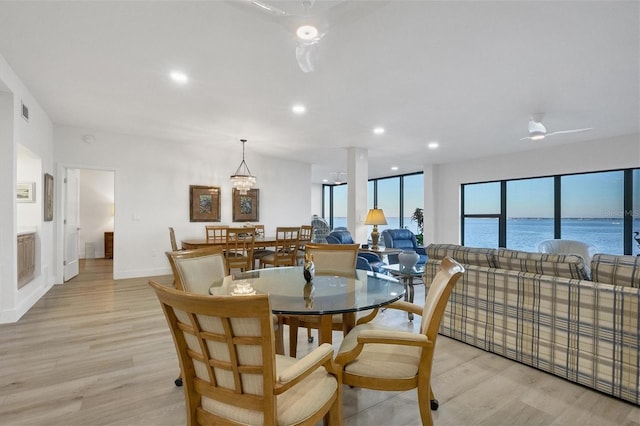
[332,217,640,255]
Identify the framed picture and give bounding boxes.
[189,185,221,222]
[233,188,259,222]
[44,173,54,221]
[17,182,35,203]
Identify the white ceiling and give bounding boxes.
[0,1,638,183]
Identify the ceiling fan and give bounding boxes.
[520,113,593,141]
[238,0,386,72]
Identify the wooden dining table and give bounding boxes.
[181,236,278,249]
[209,266,405,348]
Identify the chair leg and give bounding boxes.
[307,326,314,343]
[288,317,299,357]
[418,382,434,426]
[175,370,183,387]
[430,386,439,410]
[275,318,285,355]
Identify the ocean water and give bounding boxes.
[464,218,640,255]
[333,216,640,255]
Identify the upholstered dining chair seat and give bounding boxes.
[338,323,423,379]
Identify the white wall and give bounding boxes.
[425,134,640,245]
[54,126,312,279]
[78,169,114,259]
[0,54,55,324]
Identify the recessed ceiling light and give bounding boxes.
[428,142,439,149]
[292,104,306,114]
[391,166,399,171]
[170,71,188,84]
[373,127,385,135]
[296,25,318,41]
[322,179,329,183]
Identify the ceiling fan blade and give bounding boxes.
[528,120,546,134]
[546,128,593,136]
[296,40,319,73]
[249,0,287,16]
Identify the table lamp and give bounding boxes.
[364,208,388,250]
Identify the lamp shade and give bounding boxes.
[364,208,387,226]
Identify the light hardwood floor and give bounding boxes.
[0,259,638,426]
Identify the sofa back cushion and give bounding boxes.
[591,254,640,288]
[495,248,589,280]
[425,244,496,267]
[326,229,354,244]
[381,229,418,251]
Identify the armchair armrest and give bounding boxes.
[335,328,431,366]
[384,300,423,317]
[358,329,430,347]
[277,343,335,391]
[358,251,382,263]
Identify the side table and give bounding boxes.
[381,263,425,321]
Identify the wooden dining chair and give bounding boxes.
[334,256,464,425]
[148,281,342,426]
[286,243,361,356]
[259,226,300,268]
[169,227,180,251]
[225,226,256,275]
[205,225,228,242]
[296,224,314,265]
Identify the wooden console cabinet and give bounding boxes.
[18,232,35,288]
[104,231,114,259]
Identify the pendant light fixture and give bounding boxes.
[230,139,256,195]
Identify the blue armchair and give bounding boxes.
[380,229,427,265]
[326,229,387,273]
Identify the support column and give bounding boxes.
[346,148,368,244]
[423,164,436,245]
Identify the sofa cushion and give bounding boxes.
[591,254,640,288]
[495,248,589,280]
[425,244,496,267]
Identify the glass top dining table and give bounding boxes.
[210,266,405,346]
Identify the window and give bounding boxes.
[561,171,624,255]
[462,182,501,248]
[332,184,347,229]
[506,177,554,251]
[462,168,639,255]
[403,174,424,235]
[323,172,425,237]
[376,177,400,233]
[633,169,640,256]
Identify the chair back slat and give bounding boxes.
[206,225,228,243]
[169,227,179,251]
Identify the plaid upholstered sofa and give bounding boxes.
[424,244,640,406]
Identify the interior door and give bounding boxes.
[64,168,80,281]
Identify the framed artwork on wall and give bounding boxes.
[44,173,54,221]
[17,182,35,203]
[233,188,259,222]
[189,185,221,222]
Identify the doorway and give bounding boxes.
[63,167,115,282]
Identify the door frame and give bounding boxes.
[56,163,116,284]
